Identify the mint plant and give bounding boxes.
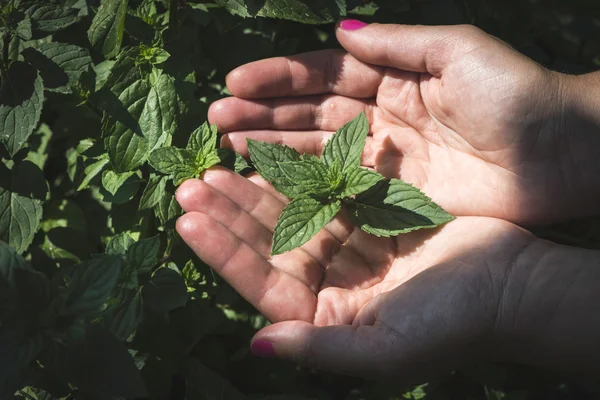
[247,112,455,255]
[0,0,593,398]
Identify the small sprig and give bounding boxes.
[247,112,456,255]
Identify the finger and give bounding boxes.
[221,131,378,166]
[336,22,486,77]
[250,320,396,379]
[225,49,383,99]
[179,174,325,292]
[208,94,372,133]
[175,179,273,257]
[206,169,355,270]
[177,213,316,322]
[202,167,285,232]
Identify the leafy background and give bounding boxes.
[1,0,600,399]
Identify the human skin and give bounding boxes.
[175,22,600,381]
[176,169,600,382]
[208,22,600,226]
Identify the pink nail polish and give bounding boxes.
[251,340,275,358]
[339,19,368,31]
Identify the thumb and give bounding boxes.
[250,320,396,379]
[335,21,487,77]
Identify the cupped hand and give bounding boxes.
[209,23,570,225]
[175,168,536,380]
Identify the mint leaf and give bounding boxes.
[93,60,116,91]
[106,233,134,256]
[77,156,109,191]
[88,0,129,59]
[126,235,161,269]
[0,62,44,157]
[322,111,368,172]
[142,267,188,312]
[341,166,384,197]
[139,71,178,153]
[101,170,136,196]
[148,147,196,177]
[22,42,93,94]
[0,188,43,254]
[217,148,251,174]
[103,67,177,172]
[15,17,32,40]
[246,139,305,198]
[346,179,455,237]
[272,197,340,255]
[63,255,124,318]
[104,289,142,340]
[101,173,140,204]
[21,1,81,37]
[0,241,28,275]
[139,174,167,210]
[277,157,331,197]
[188,122,217,159]
[216,0,346,24]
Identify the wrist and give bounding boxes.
[490,237,600,373]
[545,70,600,220]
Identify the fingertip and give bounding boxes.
[175,179,201,208]
[225,67,247,97]
[219,134,234,150]
[207,99,228,129]
[175,212,200,239]
[200,166,231,185]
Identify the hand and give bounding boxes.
[175,168,536,380]
[208,23,578,225]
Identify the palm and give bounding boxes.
[175,169,528,327]
[210,38,562,223]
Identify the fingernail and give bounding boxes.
[251,340,275,358]
[339,19,368,31]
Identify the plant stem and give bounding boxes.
[1,31,10,82]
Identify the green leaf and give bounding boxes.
[21,42,93,94]
[139,174,167,210]
[272,197,340,255]
[217,148,251,174]
[88,0,129,59]
[0,188,43,254]
[138,71,178,153]
[21,1,81,37]
[63,255,123,317]
[104,289,143,340]
[77,156,109,190]
[154,184,181,227]
[341,166,384,197]
[126,235,161,269]
[103,70,178,172]
[101,170,135,196]
[106,232,134,255]
[188,122,217,158]
[184,358,247,400]
[0,241,28,277]
[47,324,148,398]
[0,61,44,157]
[277,158,332,197]
[142,267,188,312]
[93,59,116,91]
[346,179,455,237]
[321,112,369,172]
[148,147,196,177]
[215,0,346,24]
[15,16,32,40]
[100,173,141,204]
[246,139,305,198]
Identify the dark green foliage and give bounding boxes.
[0,0,599,399]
